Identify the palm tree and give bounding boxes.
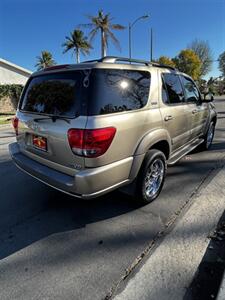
[62,29,92,63]
[35,51,56,71]
[81,9,125,57]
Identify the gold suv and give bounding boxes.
[9,57,217,204]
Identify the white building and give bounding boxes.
[0,58,32,85]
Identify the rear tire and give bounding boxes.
[135,149,166,204]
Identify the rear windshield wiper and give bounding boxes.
[33,115,71,124]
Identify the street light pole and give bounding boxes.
[128,15,149,60]
[150,27,153,62]
[129,23,132,61]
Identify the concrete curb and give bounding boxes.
[218,272,225,299]
[114,165,225,300]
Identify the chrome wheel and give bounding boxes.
[144,158,165,198]
[206,123,214,148]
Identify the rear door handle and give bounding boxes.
[164,115,173,121]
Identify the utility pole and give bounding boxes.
[150,28,153,62]
[129,23,131,61]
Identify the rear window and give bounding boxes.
[20,68,151,117]
[20,71,88,117]
[88,69,150,115]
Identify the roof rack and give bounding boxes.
[82,56,176,71]
[151,61,176,71]
[81,59,99,64]
[82,56,150,66]
[100,56,150,66]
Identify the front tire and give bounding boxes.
[135,149,166,204]
[201,121,215,150]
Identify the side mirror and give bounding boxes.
[203,93,214,102]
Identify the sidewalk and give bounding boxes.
[218,273,225,299]
[114,165,225,300]
[184,209,225,299]
[214,219,225,300]
[0,124,14,140]
[0,123,12,129]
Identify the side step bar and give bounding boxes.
[168,138,204,165]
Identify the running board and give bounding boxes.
[168,139,204,165]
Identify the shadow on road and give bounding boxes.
[215,99,225,103]
[0,163,144,259]
[217,111,225,118]
[211,141,225,151]
[1,137,225,261]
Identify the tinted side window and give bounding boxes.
[162,77,169,104]
[88,69,150,115]
[162,73,184,104]
[181,76,200,103]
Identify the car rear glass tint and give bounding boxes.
[20,69,150,117]
[88,69,150,115]
[20,71,88,117]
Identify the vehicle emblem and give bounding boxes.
[29,121,39,131]
[68,163,82,170]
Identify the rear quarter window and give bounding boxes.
[162,73,184,105]
[88,69,151,115]
[180,75,201,103]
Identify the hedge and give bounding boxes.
[0,84,24,105]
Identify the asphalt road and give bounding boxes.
[0,99,225,300]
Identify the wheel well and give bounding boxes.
[149,140,170,160]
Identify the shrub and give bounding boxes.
[0,84,24,109]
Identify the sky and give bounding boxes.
[0,0,225,79]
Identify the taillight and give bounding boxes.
[12,116,19,136]
[67,129,84,156]
[68,127,116,158]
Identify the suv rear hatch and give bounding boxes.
[16,69,90,175]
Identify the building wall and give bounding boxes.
[0,63,30,85]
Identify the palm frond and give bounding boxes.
[78,23,95,29]
[80,47,91,56]
[110,24,126,30]
[89,28,99,43]
[107,30,121,51]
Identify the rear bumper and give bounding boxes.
[9,142,133,199]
